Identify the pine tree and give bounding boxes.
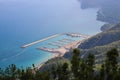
[61,63,69,80]
[71,48,80,79]
[51,66,57,80]
[56,65,63,80]
[105,48,119,80]
[100,64,105,80]
[79,59,87,80]
[86,53,95,80]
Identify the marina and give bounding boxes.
[21,33,89,49]
[35,33,89,55]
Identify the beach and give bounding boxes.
[36,40,81,70]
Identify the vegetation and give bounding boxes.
[40,57,71,72]
[0,48,120,80]
[78,23,120,49]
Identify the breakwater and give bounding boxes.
[21,34,62,48]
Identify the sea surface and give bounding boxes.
[0,0,104,68]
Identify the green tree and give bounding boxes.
[61,63,70,80]
[20,67,35,80]
[105,48,119,80]
[4,64,17,80]
[113,67,120,80]
[0,67,4,80]
[100,64,105,80]
[56,65,63,80]
[79,59,87,80]
[51,66,57,80]
[86,53,95,80]
[34,70,50,80]
[71,48,80,79]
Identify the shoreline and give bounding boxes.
[35,40,82,70]
[36,53,60,70]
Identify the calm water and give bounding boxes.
[0,0,104,68]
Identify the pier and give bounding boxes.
[21,34,62,48]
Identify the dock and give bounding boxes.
[54,41,66,45]
[66,33,89,38]
[48,42,62,47]
[58,39,74,43]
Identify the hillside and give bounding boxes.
[77,23,120,64]
[80,40,120,63]
[39,57,71,71]
[78,23,120,49]
[100,23,114,31]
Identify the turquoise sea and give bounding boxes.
[0,0,104,68]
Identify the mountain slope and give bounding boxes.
[78,23,120,49]
[80,40,120,62]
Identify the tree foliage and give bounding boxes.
[0,48,120,80]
